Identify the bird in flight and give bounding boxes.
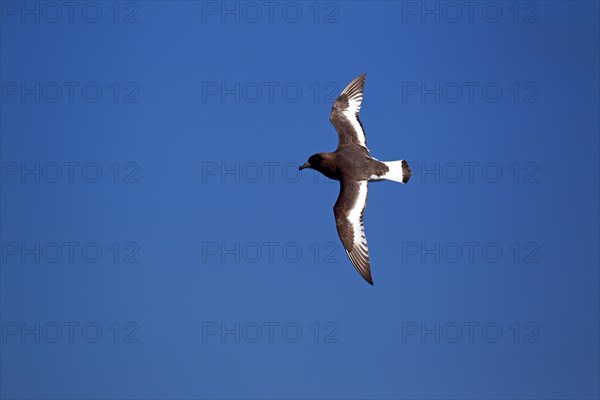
[299,74,411,285]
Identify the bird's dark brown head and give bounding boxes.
[299,153,327,171]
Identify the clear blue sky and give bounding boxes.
[1,1,599,398]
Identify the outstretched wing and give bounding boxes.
[329,73,368,151]
[333,179,372,285]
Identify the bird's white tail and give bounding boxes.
[380,160,411,184]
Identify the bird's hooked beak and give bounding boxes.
[299,162,310,170]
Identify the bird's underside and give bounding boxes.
[329,74,376,285]
[303,73,410,285]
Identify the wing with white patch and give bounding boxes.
[333,179,373,285]
[330,73,369,151]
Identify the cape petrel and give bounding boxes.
[299,73,411,285]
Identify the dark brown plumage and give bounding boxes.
[299,74,411,285]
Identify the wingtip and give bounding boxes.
[359,271,374,286]
[361,271,374,286]
[365,269,374,285]
[339,74,367,100]
[345,249,374,286]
